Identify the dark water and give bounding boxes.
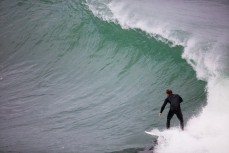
[1,0,220,153]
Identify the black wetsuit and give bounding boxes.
[160,94,184,130]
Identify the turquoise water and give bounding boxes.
[1,0,228,153]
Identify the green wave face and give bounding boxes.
[0,0,207,153]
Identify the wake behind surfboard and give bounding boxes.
[142,128,190,153]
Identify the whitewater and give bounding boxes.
[87,0,229,153]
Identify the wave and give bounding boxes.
[86,0,229,152]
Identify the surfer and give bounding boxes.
[159,89,184,130]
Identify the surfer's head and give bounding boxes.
[166,89,172,96]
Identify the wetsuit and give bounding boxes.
[160,94,184,130]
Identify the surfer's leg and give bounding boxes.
[166,111,174,129]
[176,111,184,130]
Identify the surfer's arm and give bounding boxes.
[179,95,183,103]
[160,99,168,113]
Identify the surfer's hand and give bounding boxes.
[159,113,162,116]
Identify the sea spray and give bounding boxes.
[149,78,229,153]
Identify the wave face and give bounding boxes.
[87,0,229,153]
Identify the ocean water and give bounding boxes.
[0,0,228,153]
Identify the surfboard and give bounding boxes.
[145,130,166,142]
[138,131,158,153]
[145,131,159,137]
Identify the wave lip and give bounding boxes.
[87,0,229,79]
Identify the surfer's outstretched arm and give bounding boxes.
[160,99,168,114]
